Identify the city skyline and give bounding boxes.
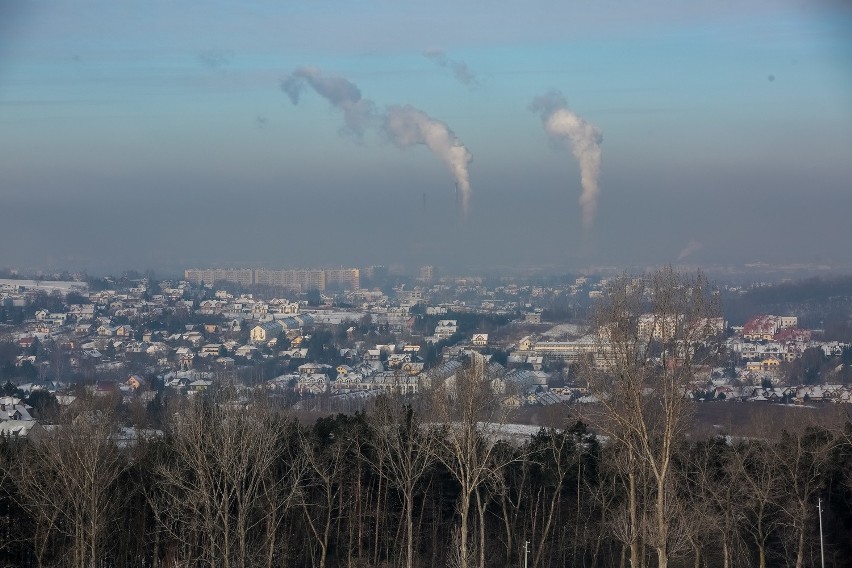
[1,0,851,273]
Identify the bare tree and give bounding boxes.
[587,446,631,567]
[368,394,436,568]
[773,426,837,568]
[45,339,71,383]
[731,440,784,568]
[686,438,748,568]
[428,356,514,568]
[582,267,721,568]
[494,445,531,566]
[13,405,128,568]
[151,393,294,568]
[527,426,589,568]
[298,421,353,568]
[598,442,646,568]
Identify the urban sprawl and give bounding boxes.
[0,266,850,441]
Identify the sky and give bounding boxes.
[1,0,851,276]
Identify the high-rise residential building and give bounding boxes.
[184,269,253,287]
[254,269,326,291]
[325,268,360,290]
[184,267,359,291]
[419,265,435,282]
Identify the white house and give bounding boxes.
[250,321,282,343]
[435,320,458,340]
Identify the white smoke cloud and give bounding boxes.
[530,91,603,229]
[282,67,473,216]
[281,66,377,137]
[423,48,478,87]
[384,105,473,217]
[677,240,703,261]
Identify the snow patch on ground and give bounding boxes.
[541,323,585,338]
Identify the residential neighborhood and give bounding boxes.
[1,268,852,443]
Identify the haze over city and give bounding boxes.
[1,0,851,274]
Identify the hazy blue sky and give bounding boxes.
[1,0,850,275]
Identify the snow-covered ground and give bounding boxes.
[541,323,585,338]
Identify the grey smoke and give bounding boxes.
[530,91,603,229]
[197,48,232,69]
[282,67,473,216]
[281,66,377,137]
[384,105,473,217]
[677,240,703,261]
[423,48,478,86]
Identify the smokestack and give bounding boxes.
[530,91,602,229]
[384,105,473,217]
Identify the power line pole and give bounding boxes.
[818,497,825,568]
[523,540,529,568]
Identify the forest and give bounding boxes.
[0,380,851,568]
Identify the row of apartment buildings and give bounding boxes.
[183,268,360,291]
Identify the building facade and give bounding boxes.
[184,267,360,291]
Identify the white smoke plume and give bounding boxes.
[423,48,478,87]
[677,240,703,261]
[384,105,473,217]
[281,66,377,137]
[282,67,474,217]
[530,91,602,229]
